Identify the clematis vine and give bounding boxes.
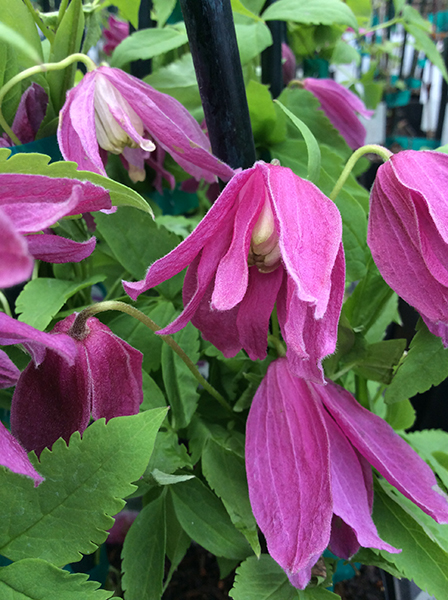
[123,161,344,383]
[246,358,448,589]
[0,173,111,288]
[368,149,448,345]
[3,312,143,456]
[58,65,235,185]
[303,78,374,150]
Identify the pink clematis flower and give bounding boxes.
[368,150,448,345]
[303,78,374,150]
[0,83,48,148]
[103,15,130,57]
[0,173,111,288]
[58,66,234,185]
[123,161,344,382]
[282,43,296,86]
[6,312,143,455]
[246,358,448,589]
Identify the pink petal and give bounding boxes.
[12,83,48,145]
[246,359,333,586]
[26,234,96,263]
[0,349,21,388]
[0,421,44,485]
[320,380,448,524]
[0,208,33,288]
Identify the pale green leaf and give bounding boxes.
[262,0,358,30]
[0,22,41,66]
[0,0,43,69]
[235,20,273,64]
[107,0,141,28]
[0,558,112,600]
[111,26,188,68]
[0,409,167,565]
[15,275,105,330]
[232,0,262,21]
[230,555,297,600]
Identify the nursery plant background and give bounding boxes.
[3,0,448,598]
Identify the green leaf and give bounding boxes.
[385,319,448,404]
[373,481,448,598]
[405,23,448,83]
[275,99,321,183]
[111,26,188,68]
[94,207,183,300]
[0,22,41,66]
[232,0,262,21]
[0,409,167,565]
[170,478,251,560]
[331,39,361,66]
[0,0,43,70]
[15,275,105,330]
[47,0,84,112]
[262,0,358,30]
[107,0,141,28]
[350,547,403,578]
[385,399,416,430]
[202,439,261,556]
[121,495,166,600]
[246,80,277,144]
[152,0,177,27]
[298,588,340,599]
[81,10,103,55]
[162,322,200,430]
[393,0,406,13]
[235,19,273,65]
[165,491,191,584]
[353,339,406,384]
[0,558,112,600]
[140,370,167,411]
[404,429,448,491]
[230,555,297,600]
[0,149,151,214]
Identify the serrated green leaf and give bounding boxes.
[0,0,43,70]
[385,319,448,404]
[47,0,84,112]
[230,555,297,600]
[0,409,167,565]
[15,275,105,330]
[202,439,260,557]
[162,322,200,430]
[262,0,358,30]
[121,495,166,600]
[0,149,151,213]
[275,100,321,183]
[111,26,188,68]
[0,22,41,66]
[404,430,448,491]
[171,478,251,560]
[373,481,448,598]
[94,207,182,300]
[0,558,112,600]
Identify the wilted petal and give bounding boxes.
[0,349,21,388]
[0,421,44,485]
[320,380,448,523]
[246,359,332,586]
[0,208,33,288]
[26,234,96,263]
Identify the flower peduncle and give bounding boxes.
[0,53,97,145]
[330,144,393,202]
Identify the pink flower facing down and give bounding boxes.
[58,66,235,185]
[124,161,345,383]
[6,312,143,455]
[0,83,48,148]
[282,43,296,86]
[0,173,111,288]
[368,150,448,345]
[303,78,374,150]
[103,15,130,57]
[246,358,448,589]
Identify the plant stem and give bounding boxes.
[57,0,69,27]
[0,292,12,318]
[329,144,393,202]
[268,334,286,358]
[72,301,233,413]
[22,0,55,44]
[0,53,97,145]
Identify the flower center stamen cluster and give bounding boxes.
[248,196,281,273]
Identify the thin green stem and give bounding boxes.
[22,0,55,44]
[329,144,393,202]
[329,362,357,383]
[0,53,97,145]
[365,17,400,34]
[271,304,280,340]
[57,0,69,27]
[72,301,233,413]
[268,334,286,358]
[0,292,12,317]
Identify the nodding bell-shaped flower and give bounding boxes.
[58,66,234,185]
[124,161,345,383]
[368,150,448,345]
[6,312,143,455]
[303,78,374,150]
[103,15,129,57]
[246,358,448,589]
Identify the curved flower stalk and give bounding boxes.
[303,78,374,150]
[124,161,344,383]
[0,173,111,288]
[246,358,448,589]
[368,150,448,345]
[0,312,143,455]
[58,66,235,185]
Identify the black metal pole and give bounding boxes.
[179,0,256,171]
[261,1,283,99]
[130,0,155,79]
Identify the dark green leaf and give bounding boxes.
[353,339,406,384]
[230,555,297,600]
